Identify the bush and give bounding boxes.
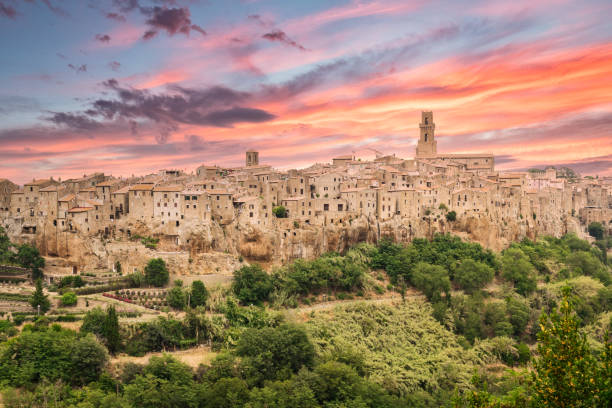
[588,222,604,240]
[58,275,85,288]
[446,211,457,222]
[272,206,288,218]
[71,280,135,295]
[60,291,77,306]
[144,258,169,287]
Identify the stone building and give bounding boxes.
[1,110,609,267]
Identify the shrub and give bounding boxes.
[58,275,85,288]
[272,206,288,218]
[588,222,604,240]
[446,210,457,222]
[60,291,77,306]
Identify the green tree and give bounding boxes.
[411,262,451,303]
[60,291,77,306]
[232,264,274,305]
[446,210,457,222]
[71,334,109,385]
[532,287,608,407]
[30,279,50,313]
[0,226,11,263]
[144,258,169,287]
[15,244,45,281]
[190,280,209,308]
[103,305,121,354]
[587,222,604,240]
[506,296,530,336]
[166,286,186,310]
[0,327,107,386]
[501,248,537,296]
[454,259,495,294]
[236,324,315,386]
[272,205,288,218]
[124,355,198,408]
[81,307,106,337]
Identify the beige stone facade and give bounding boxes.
[1,112,610,272]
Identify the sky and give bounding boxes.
[1,0,612,184]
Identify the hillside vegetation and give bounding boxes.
[0,231,610,407]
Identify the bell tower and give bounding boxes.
[246,149,259,167]
[416,111,437,157]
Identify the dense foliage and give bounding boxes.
[0,227,45,280]
[60,291,77,306]
[144,258,169,287]
[1,232,611,408]
[0,323,108,386]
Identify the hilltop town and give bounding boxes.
[1,112,611,276]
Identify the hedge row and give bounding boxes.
[64,281,137,295]
[0,293,31,302]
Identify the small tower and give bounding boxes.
[246,149,259,167]
[416,111,437,157]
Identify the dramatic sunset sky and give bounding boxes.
[1,0,611,184]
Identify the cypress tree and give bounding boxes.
[103,305,121,353]
[29,279,50,314]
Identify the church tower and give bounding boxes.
[416,111,437,158]
[246,149,259,167]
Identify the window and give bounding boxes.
[324,204,329,211]
[186,196,190,201]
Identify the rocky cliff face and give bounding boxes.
[4,212,585,276]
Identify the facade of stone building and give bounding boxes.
[2,111,611,265]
